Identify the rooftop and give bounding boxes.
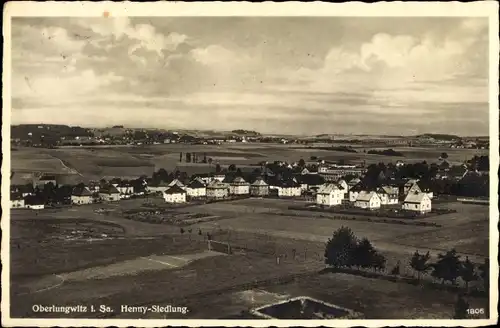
[164,185,187,195]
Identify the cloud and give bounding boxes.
[10,17,490,136]
[75,18,188,58]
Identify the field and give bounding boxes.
[9,195,490,319]
[10,143,488,184]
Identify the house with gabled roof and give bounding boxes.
[277,179,301,197]
[186,179,206,198]
[71,185,93,205]
[316,183,343,207]
[377,185,399,205]
[250,177,269,197]
[99,185,121,202]
[230,176,250,195]
[295,174,325,192]
[402,191,432,213]
[354,191,381,209]
[206,180,229,200]
[163,185,187,203]
[167,178,186,190]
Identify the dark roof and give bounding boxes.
[72,186,92,196]
[295,174,325,185]
[188,179,205,189]
[164,185,186,194]
[279,179,301,188]
[100,185,120,194]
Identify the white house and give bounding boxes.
[354,191,381,209]
[206,180,229,199]
[316,184,344,206]
[99,185,121,202]
[230,177,250,195]
[116,182,134,199]
[10,193,25,208]
[163,185,187,203]
[71,186,93,205]
[278,180,301,197]
[402,191,432,213]
[377,186,399,205]
[250,178,269,197]
[186,179,206,198]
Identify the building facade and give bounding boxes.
[354,191,381,209]
[250,178,269,197]
[229,177,250,195]
[316,184,343,206]
[402,192,432,213]
[163,185,187,203]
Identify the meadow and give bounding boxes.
[10,143,488,185]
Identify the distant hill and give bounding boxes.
[11,124,93,141]
[416,133,461,141]
[231,129,261,136]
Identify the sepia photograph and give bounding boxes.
[1,1,498,327]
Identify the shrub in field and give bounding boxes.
[431,249,462,285]
[410,250,431,282]
[460,256,478,292]
[324,226,358,268]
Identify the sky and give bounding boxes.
[10,16,490,136]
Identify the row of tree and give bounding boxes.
[179,152,214,164]
[410,250,489,291]
[324,227,489,293]
[324,227,386,271]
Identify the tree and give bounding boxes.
[431,249,462,285]
[410,250,431,282]
[441,152,449,159]
[186,153,192,163]
[179,152,183,162]
[180,227,185,234]
[208,157,213,165]
[351,238,376,269]
[453,295,469,319]
[298,159,306,167]
[390,261,401,276]
[478,258,489,292]
[215,163,221,172]
[460,256,477,292]
[228,164,236,172]
[371,253,386,272]
[324,226,359,268]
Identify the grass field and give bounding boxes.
[10,144,488,183]
[8,188,490,319]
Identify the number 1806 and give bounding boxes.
[467,308,485,316]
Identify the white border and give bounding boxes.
[2,1,499,327]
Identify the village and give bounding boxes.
[10,152,489,218]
